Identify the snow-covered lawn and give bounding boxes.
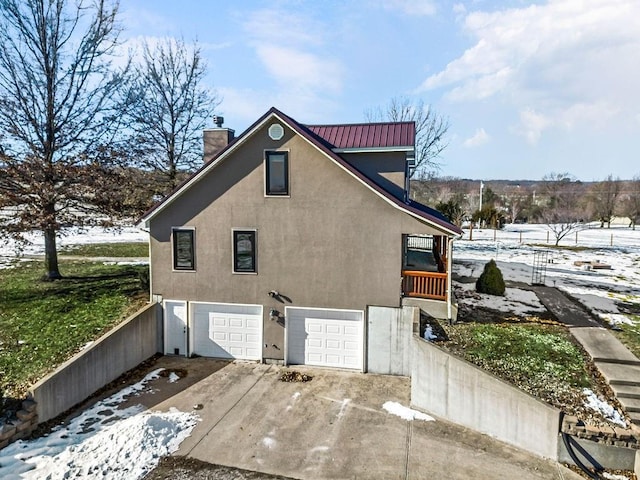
[454,223,640,327]
[0,370,198,480]
[0,226,149,269]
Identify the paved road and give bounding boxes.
[139,357,583,480]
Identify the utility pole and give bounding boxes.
[479,181,484,229]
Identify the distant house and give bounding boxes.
[139,107,462,371]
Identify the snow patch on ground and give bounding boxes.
[602,473,631,480]
[382,402,435,422]
[457,283,547,315]
[423,325,437,340]
[261,437,276,449]
[337,399,351,419]
[0,369,198,480]
[454,224,640,328]
[167,372,180,383]
[583,389,627,428]
[0,226,149,269]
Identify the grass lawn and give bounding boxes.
[60,242,149,258]
[612,315,640,359]
[436,314,607,419]
[0,259,149,401]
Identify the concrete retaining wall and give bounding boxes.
[557,433,638,472]
[367,306,417,376]
[410,335,561,460]
[30,302,161,423]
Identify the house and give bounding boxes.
[139,107,462,372]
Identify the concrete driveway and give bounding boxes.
[136,357,582,480]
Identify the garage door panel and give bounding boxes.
[191,302,262,360]
[344,325,359,336]
[212,317,227,327]
[286,307,363,370]
[326,339,341,349]
[326,325,340,334]
[246,318,260,329]
[212,331,227,341]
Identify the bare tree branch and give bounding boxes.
[124,37,220,193]
[365,96,449,177]
[539,172,587,245]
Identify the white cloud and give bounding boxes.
[238,8,345,116]
[419,0,640,141]
[120,6,175,33]
[463,128,490,147]
[513,101,620,144]
[242,8,324,47]
[514,108,551,145]
[255,45,343,94]
[382,0,437,16]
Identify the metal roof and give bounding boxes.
[306,122,415,149]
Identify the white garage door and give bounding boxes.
[286,307,364,370]
[190,302,262,360]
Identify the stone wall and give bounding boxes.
[0,400,37,449]
[562,415,639,449]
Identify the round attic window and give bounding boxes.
[268,123,284,140]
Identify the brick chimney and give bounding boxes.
[203,115,235,162]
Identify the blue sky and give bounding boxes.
[120,0,640,181]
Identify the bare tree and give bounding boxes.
[539,172,586,245]
[126,37,220,193]
[588,174,621,228]
[620,175,640,230]
[0,0,128,279]
[501,185,531,223]
[365,96,449,177]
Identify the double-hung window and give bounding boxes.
[233,230,257,273]
[172,228,195,270]
[265,151,289,196]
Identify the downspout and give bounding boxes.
[446,236,453,324]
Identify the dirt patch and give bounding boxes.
[279,371,312,383]
[142,456,298,480]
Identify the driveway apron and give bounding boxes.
[148,359,582,480]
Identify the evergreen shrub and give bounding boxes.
[476,259,506,296]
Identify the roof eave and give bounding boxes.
[332,146,414,154]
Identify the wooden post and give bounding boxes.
[546,231,549,244]
[611,234,613,246]
[575,231,578,245]
[519,231,522,243]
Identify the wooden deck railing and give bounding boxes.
[402,270,447,300]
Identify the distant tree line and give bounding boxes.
[412,173,640,245]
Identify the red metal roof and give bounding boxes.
[307,122,415,149]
